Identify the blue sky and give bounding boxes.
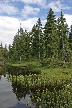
[0,0,72,46]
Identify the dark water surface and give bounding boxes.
[0,66,72,108]
[0,67,34,108]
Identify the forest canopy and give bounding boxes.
[0,8,72,67]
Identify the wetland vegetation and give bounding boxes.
[0,65,72,108]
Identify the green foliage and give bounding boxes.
[57,11,69,62]
[8,29,31,62]
[30,18,44,59]
[69,25,72,50]
[0,43,8,61]
[0,56,4,61]
[41,58,72,68]
[7,68,72,108]
[6,62,41,75]
[6,9,72,67]
[44,8,58,58]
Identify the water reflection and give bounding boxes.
[0,67,33,108]
[6,65,41,76]
[8,103,31,108]
[12,81,30,101]
[5,66,45,108]
[0,66,5,75]
[10,76,37,108]
[0,66,72,108]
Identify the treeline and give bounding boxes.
[1,8,72,67]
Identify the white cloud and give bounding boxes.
[64,14,72,27]
[0,16,38,46]
[5,0,46,7]
[20,17,38,30]
[21,0,46,7]
[48,1,71,12]
[0,2,19,15]
[21,5,40,18]
[11,0,47,8]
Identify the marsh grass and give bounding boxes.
[6,62,72,108]
[8,69,72,108]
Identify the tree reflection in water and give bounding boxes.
[5,66,72,108]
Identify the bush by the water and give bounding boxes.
[41,58,72,68]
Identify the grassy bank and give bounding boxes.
[6,61,72,75]
[5,60,72,85]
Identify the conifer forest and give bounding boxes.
[0,8,72,66]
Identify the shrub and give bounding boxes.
[41,58,72,68]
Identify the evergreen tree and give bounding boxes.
[0,42,3,60]
[8,44,13,60]
[30,24,39,58]
[9,28,31,62]
[7,9,72,64]
[57,11,69,62]
[30,18,44,59]
[36,18,44,59]
[69,25,72,50]
[0,43,8,60]
[44,8,58,58]
[23,30,31,59]
[3,44,8,60]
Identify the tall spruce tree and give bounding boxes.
[68,24,72,62]
[44,8,58,58]
[30,18,44,59]
[36,18,44,59]
[57,11,69,62]
[30,24,39,58]
[69,25,72,50]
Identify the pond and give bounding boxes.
[0,66,72,108]
[0,67,35,108]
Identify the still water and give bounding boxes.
[0,67,34,108]
[0,66,72,108]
